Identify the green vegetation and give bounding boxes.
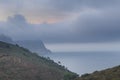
[2,41,120,80]
[64,72,79,80]
[0,41,78,80]
[77,65,120,80]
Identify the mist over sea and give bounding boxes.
[44,52,120,75]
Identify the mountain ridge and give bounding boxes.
[0,41,78,80]
[0,34,51,54]
[77,65,120,80]
[16,40,51,54]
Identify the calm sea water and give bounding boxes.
[43,52,120,75]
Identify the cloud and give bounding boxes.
[73,7,120,42]
[0,0,120,43]
[0,0,70,23]
[0,0,120,23]
[48,0,120,13]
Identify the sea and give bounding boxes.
[43,51,120,75]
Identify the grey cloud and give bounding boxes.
[7,14,28,27]
[1,10,120,43]
[1,0,120,21]
[40,6,120,43]
[48,0,120,13]
[0,0,120,43]
[72,8,120,42]
[0,14,75,42]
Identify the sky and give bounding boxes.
[0,0,120,51]
[0,0,120,75]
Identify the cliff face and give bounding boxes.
[0,34,14,44]
[0,41,78,80]
[0,34,51,54]
[17,40,51,54]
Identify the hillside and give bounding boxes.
[0,34,14,44]
[0,34,51,54]
[0,41,78,80]
[77,65,120,80]
[17,40,51,54]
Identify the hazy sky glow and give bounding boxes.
[0,0,120,48]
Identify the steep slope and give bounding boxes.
[77,65,120,80]
[0,34,51,54]
[17,40,51,54]
[0,34,14,44]
[0,41,78,80]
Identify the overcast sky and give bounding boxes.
[0,0,120,44]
